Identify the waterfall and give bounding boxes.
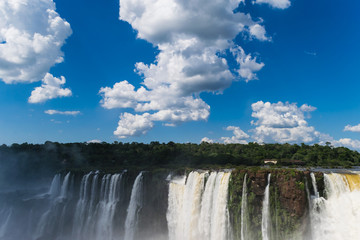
[167,175,186,240]
[71,172,127,240]
[310,172,360,240]
[261,173,271,240]
[241,173,248,240]
[167,171,231,240]
[0,170,170,240]
[94,173,123,240]
[124,172,144,240]
[48,174,61,198]
[34,172,73,240]
[12,168,360,240]
[72,172,94,240]
[59,172,71,199]
[199,172,217,239]
[310,173,319,198]
[209,172,231,240]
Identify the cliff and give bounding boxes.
[228,168,321,240]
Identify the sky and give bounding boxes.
[1,0,360,149]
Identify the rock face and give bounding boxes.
[271,170,307,217]
[228,168,310,240]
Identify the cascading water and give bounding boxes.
[167,171,231,240]
[310,173,319,198]
[199,172,217,239]
[71,172,128,240]
[48,174,61,198]
[72,172,94,240]
[124,172,144,240]
[241,173,248,240]
[59,172,72,199]
[94,173,124,240]
[34,172,73,240]
[209,172,231,240]
[5,168,360,240]
[261,173,271,240]
[309,172,360,240]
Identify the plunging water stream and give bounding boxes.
[261,173,271,240]
[0,169,359,240]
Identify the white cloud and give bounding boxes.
[45,109,80,116]
[254,0,291,9]
[221,126,249,144]
[114,113,154,138]
[249,24,270,41]
[28,73,72,103]
[334,138,360,150]
[0,0,72,83]
[102,0,288,138]
[300,104,317,112]
[344,124,360,132]
[250,101,319,143]
[316,133,360,150]
[87,139,102,144]
[203,101,360,151]
[230,46,265,81]
[201,137,214,143]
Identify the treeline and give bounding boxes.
[1,141,359,173]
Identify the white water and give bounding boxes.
[8,169,360,240]
[48,174,61,198]
[209,172,231,240]
[72,172,94,240]
[199,172,217,239]
[167,171,231,240]
[94,173,123,240]
[34,172,73,240]
[241,173,248,240]
[309,172,360,240]
[261,173,271,240]
[124,172,144,240]
[71,172,127,240]
[310,173,319,198]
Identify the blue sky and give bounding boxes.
[1,0,360,149]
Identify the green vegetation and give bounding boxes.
[228,168,309,240]
[0,141,358,186]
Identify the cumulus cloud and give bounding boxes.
[87,139,102,144]
[254,0,291,9]
[208,101,360,151]
[0,0,72,83]
[334,138,360,150]
[28,73,72,103]
[45,109,80,116]
[221,126,249,144]
[250,101,319,143]
[230,46,265,81]
[344,124,360,132]
[114,113,154,138]
[248,102,360,150]
[101,0,290,138]
[249,24,270,41]
[201,137,214,144]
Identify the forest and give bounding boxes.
[0,141,359,188]
[1,141,359,171]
